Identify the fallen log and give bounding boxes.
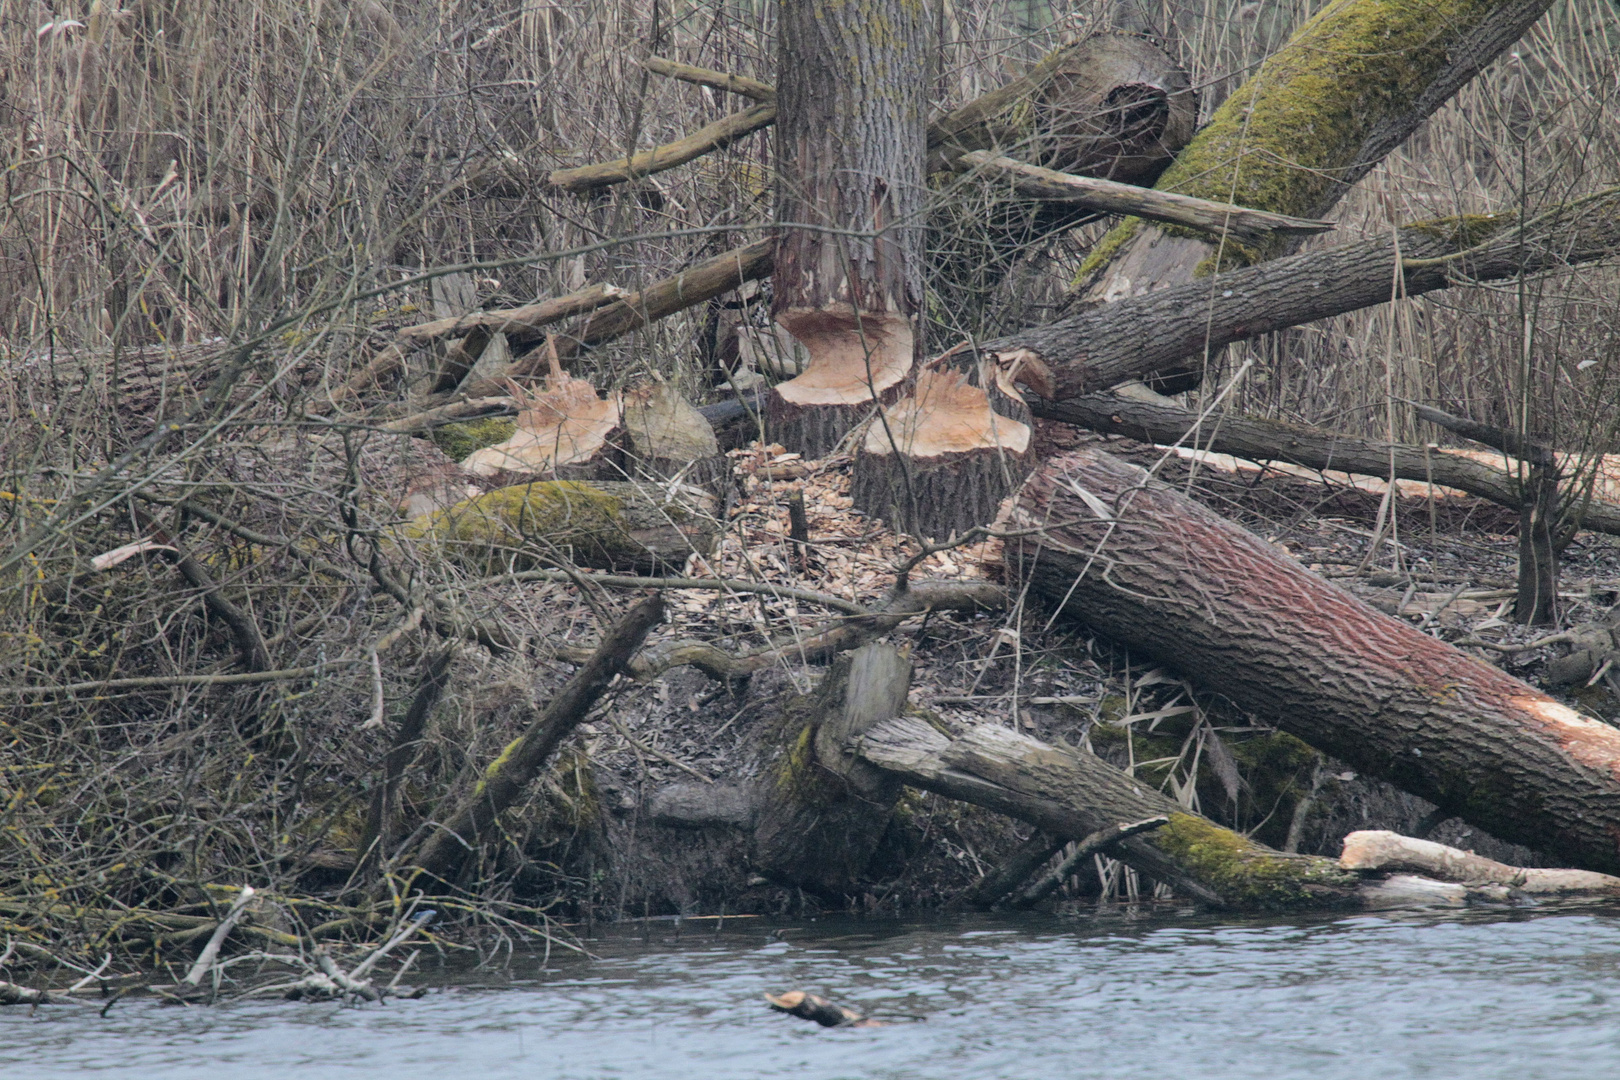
[1031,389,1620,538]
[987,189,1620,402]
[407,479,719,574]
[850,715,1358,907]
[397,282,628,346]
[404,594,663,885]
[1004,448,1620,875]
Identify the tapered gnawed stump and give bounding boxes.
[621,382,726,489]
[761,309,913,458]
[461,375,626,482]
[851,362,1032,540]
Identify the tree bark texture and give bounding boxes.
[1005,448,1620,875]
[407,594,663,885]
[985,192,1620,401]
[851,716,1360,908]
[750,642,912,896]
[1078,0,1558,305]
[1031,391,1620,538]
[766,0,929,457]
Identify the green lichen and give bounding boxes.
[1098,0,1508,271]
[1404,212,1509,250]
[430,417,517,462]
[1074,216,1144,286]
[1154,811,1352,908]
[408,481,640,571]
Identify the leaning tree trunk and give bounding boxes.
[1005,448,1620,875]
[1077,0,1556,322]
[764,0,929,457]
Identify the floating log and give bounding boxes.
[1340,830,1620,896]
[1004,448,1620,875]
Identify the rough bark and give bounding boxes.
[749,643,913,896]
[850,363,1033,539]
[851,716,1359,908]
[405,594,662,885]
[764,0,929,457]
[1030,390,1620,538]
[1078,0,1558,307]
[1004,448,1620,875]
[407,479,719,575]
[984,191,1620,401]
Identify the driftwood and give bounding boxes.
[405,594,663,884]
[1004,448,1620,875]
[1341,831,1620,896]
[1005,817,1170,909]
[765,990,881,1027]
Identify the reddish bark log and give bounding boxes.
[1005,448,1620,875]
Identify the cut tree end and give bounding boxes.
[461,376,624,481]
[851,365,1033,540]
[764,308,914,457]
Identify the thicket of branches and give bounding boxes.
[3,0,1618,970]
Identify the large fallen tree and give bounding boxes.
[1003,447,1620,875]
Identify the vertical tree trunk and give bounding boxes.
[1517,462,1561,625]
[765,0,929,457]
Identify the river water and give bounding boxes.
[6,905,1620,1079]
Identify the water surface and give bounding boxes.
[7,906,1620,1079]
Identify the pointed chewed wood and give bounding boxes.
[763,308,914,458]
[461,376,624,481]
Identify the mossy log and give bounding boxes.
[1005,448,1620,876]
[1074,0,1557,389]
[850,716,1359,908]
[407,479,718,574]
[749,643,914,896]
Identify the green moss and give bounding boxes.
[1074,217,1144,286]
[1154,811,1353,908]
[430,417,517,462]
[407,481,641,570]
[1404,212,1508,249]
[1118,0,1507,268]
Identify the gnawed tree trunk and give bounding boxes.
[850,361,1033,539]
[850,716,1360,908]
[764,0,928,457]
[1077,0,1557,317]
[751,643,913,895]
[408,479,719,574]
[644,643,914,897]
[1004,448,1620,875]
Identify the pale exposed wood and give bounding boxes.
[1340,831,1620,895]
[461,377,624,480]
[956,152,1334,246]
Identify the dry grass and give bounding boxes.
[2,0,1618,971]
